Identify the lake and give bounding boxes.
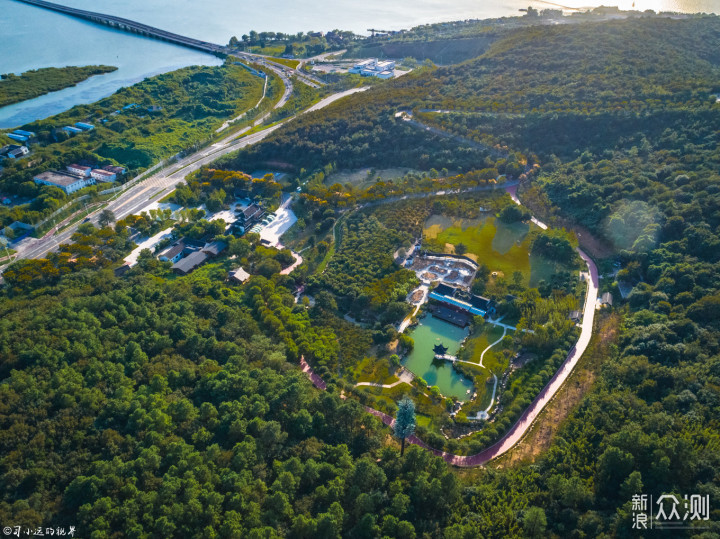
[2,0,719,127]
[402,315,474,400]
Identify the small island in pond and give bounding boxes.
[0,65,118,108]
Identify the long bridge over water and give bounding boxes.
[13,0,230,56]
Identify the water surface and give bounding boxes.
[402,315,474,400]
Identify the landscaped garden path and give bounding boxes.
[299,184,600,466]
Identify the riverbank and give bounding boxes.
[0,65,118,108]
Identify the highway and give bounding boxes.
[9,87,368,265]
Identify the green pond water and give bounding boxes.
[403,315,474,400]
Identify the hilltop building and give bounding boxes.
[6,146,29,159]
[348,58,395,79]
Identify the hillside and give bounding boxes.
[1,13,720,538]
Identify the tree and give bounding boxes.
[523,507,547,538]
[98,209,116,228]
[256,258,282,278]
[498,204,530,223]
[394,396,416,456]
[455,243,467,255]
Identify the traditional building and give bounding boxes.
[428,283,497,318]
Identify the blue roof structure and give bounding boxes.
[428,283,496,317]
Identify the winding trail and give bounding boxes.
[477,326,506,414]
[479,327,506,369]
[300,184,599,466]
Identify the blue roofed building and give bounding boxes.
[428,283,497,318]
[7,133,28,143]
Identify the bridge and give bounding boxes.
[13,0,229,56]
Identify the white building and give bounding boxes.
[349,58,396,78]
[34,171,95,195]
[90,169,117,182]
[7,146,29,159]
[67,164,92,177]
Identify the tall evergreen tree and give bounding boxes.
[394,396,416,456]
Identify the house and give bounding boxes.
[234,203,264,233]
[601,292,613,307]
[67,164,92,177]
[7,146,29,159]
[147,105,162,112]
[158,241,186,263]
[90,169,117,182]
[172,250,208,275]
[75,122,95,131]
[62,126,83,135]
[13,129,35,138]
[229,267,250,283]
[34,171,95,194]
[569,310,581,323]
[202,241,227,257]
[103,165,126,175]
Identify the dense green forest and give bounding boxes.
[2,13,720,538]
[0,65,117,107]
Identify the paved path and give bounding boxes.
[355,368,414,389]
[299,184,600,466]
[1,88,366,272]
[479,327,506,369]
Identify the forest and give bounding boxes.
[1,12,720,538]
[0,65,117,108]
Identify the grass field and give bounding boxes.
[325,167,418,189]
[268,57,301,69]
[426,215,532,282]
[249,45,286,56]
[424,214,570,288]
[460,323,506,365]
[352,355,398,384]
[456,324,516,412]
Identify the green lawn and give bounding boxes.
[268,57,301,69]
[325,167,419,190]
[352,355,398,384]
[459,323,506,365]
[427,216,532,283]
[456,324,515,412]
[424,215,571,288]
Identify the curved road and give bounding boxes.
[301,185,599,466]
[4,87,368,266]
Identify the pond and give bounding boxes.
[402,315,474,400]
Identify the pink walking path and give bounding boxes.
[299,185,600,466]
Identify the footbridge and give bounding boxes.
[13,0,229,56]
